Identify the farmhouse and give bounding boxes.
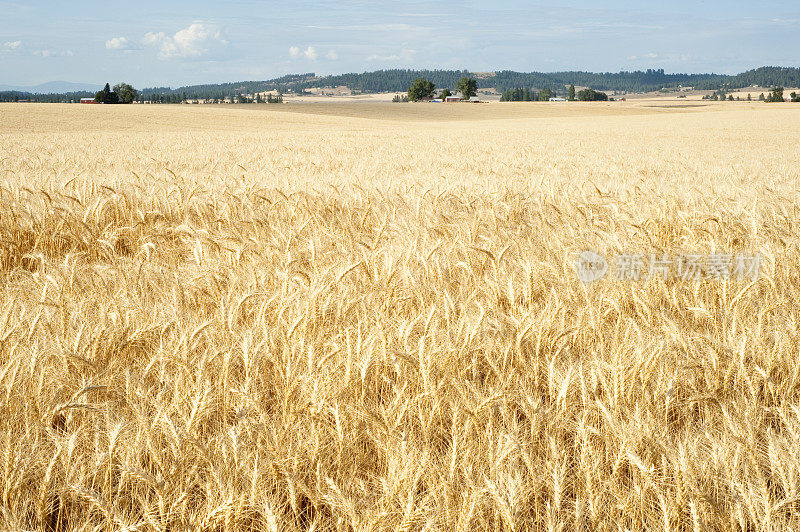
[80,98,98,104]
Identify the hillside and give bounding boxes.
[149,66,800,99]
[3,66,799,103]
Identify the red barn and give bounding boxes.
[80,98,98,104]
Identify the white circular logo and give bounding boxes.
[574,250,608,283]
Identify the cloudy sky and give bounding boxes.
[1,0,798,88]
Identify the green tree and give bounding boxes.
[407,77,435,101]
[113,83,138,104]
[728,94,734,101]
[94,83,108,103]
[456,76,477,100]
[759,93,765,101]
[94,83,119,104]
[439,89,451,100]
[568,84,576,101]
[766,87,784,102]
[538,88,555,101]
[791,92,800,102]
[577,88,608,101]
[747,93,752,101]
[500,88,538,101]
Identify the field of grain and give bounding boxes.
[2,101,800,531]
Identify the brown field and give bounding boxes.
[1,101,800,530]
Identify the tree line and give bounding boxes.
[4,66,800,103]
[499,86,610,102]
[79,66,800,102]
[763,87,800,102]
[700,86,799,102]
[500,87,556,101]
[0,91,94,103]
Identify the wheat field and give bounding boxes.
[1,101,800,531]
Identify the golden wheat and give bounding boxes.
[1,101,800,530]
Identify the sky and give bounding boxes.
[1,0,799,88]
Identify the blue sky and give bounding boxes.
[1,0,798,88]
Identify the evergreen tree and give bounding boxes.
[500,88,540,101]
[94,83,119,104]
[538,88,555,101]
[765,87,784,102]
[568,84,576,101]
[94,83,109,103]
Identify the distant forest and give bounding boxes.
[3,66,800,103]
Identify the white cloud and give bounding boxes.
[628,52,659,60]
[325,50,338,60]
[366,49,415,62]
[2,40,22,51]
[143,22,227,59]
[627,52,694,65]
[34,49,73,58]
[768,17,798,25]
[289,45,318,60]
[105,37,131,50]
